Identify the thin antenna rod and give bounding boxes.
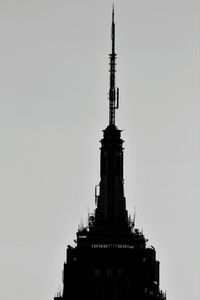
[112,5,115,53]
[109,5,119,125]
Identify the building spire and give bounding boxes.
[112,4,115,53]
[93,7,128,227]
[109,5,119,125]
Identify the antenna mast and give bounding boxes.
[109,5,119,125]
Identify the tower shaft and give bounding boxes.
[95,126,128,226]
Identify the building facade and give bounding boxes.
[54,8,166,300]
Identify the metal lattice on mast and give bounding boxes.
[109,5,119,125]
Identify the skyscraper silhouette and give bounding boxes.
[54,7,166,300]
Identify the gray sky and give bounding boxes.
[0,1,199,300]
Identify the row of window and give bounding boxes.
[91,244,134,249]
[94,268,124,277]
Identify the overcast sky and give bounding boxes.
[0,1,199,300]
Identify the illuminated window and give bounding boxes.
[142,257,146,262]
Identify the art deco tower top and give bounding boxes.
[54,8,166,300]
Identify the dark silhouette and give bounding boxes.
[54,7,166,300]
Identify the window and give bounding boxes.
[94,268,100,277]
[106,269,112,277]
[118,270,124,277]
